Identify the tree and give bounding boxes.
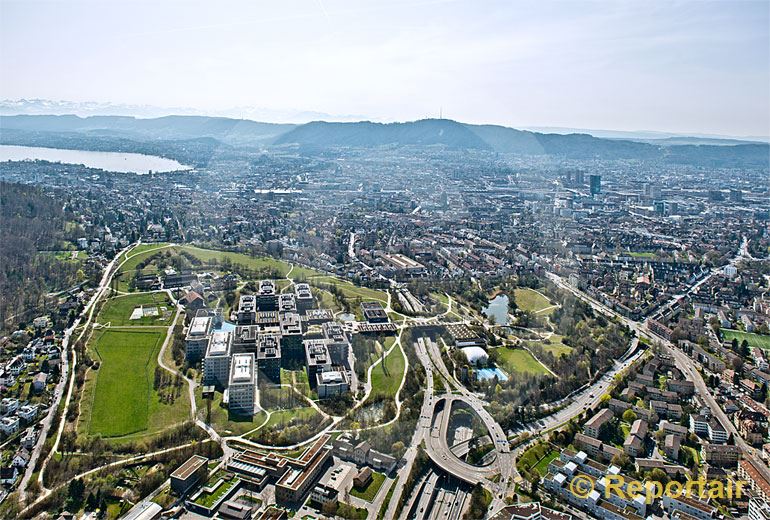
[66,478,85,511]
[622,409,637,423]
[742,339,751,357]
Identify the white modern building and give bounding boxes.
[185,316,213,361]
[228,353,256,415]
[203,331,232,388]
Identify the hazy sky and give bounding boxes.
[1,0,769,136]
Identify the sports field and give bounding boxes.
[722,329,770,350]
[514,288,554,314]
[98,292,174,327]
[87,329,166,437]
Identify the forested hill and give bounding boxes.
[0,183,86,329]
[2,114,768,168]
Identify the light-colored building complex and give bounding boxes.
[185,316,212,361]
[204,330,232,388]
[317,370,349,398]
[228,353,256,415]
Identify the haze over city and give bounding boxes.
[2,0,769,137]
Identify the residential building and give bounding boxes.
[256,333,282,383]
[584,409,614,438]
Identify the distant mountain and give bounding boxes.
[274,119,491,150]
[0,98,369,124]
[632,136,766,146]
[1,113,767,168]
[0,114,295,145]
[524,125,769,143]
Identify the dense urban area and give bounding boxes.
[0,114,768,520]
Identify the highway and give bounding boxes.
[545,250,770,485]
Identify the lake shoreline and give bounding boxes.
[0,144,191,174]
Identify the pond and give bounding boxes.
[483,294,510,325]
[0,144,190,174]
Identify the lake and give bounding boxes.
[0,145,190,174]
[483,294,510,325]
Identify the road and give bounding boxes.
[545,250,770,484]
[18,243,135,501]
[413,338,514,510]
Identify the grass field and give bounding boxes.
[369,343,406,401]
[350,471,386,502]
[196,391,267,436]
[88,329,166,437]
[280,368,317,399]
[531,334,572,358]
[193,475,240,508]
[116,243,171,272]
[116,244,295,289]
[533,450,560,476]
[514,288,554,314]
[722,329,770,350]
[493,347,548,375]
[516,442,558,476]
[311,276,388,303]
[263,407,319,429]
[176,245,291,276]
[98,292,174,327]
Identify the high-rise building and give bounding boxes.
[203,331,232,388]
[589,174,602,196]
[228,353,256,415]
[185,316,212,362]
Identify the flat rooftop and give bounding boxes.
[230,353,255,384]
[207,331,231,356]
[295,283,313,299]
[171,454,208,480]
[319,370,346,384]
[189,316,212,336]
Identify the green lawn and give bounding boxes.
[176,245,292,277]
[263,407,319,429]
[627,251,656,259]
[115,244,294,291]
[196,391,267,436]
[311,276,388,303]
[530,334,572,358]
[193,476,240,508]
[369,343,406,401]
[517,442,558,476]
[350,471,386,502]
[533,450,560,476]
[493,347,548,375]
[722,329,770,350]
[116,243,171,272]
[514,288,554,314]
[88,329,166,437]
[98,292,174,327]
[280,369,316,399]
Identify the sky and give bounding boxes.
[1,0,769,137]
